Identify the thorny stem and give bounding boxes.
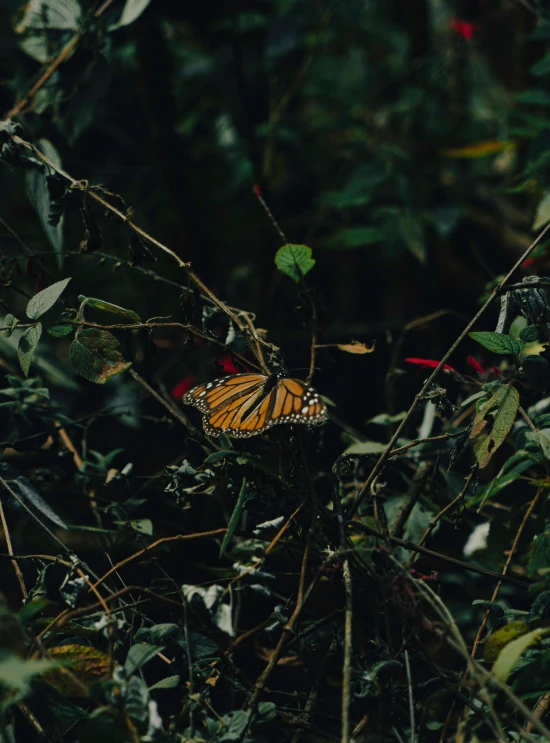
[348,217,550,520]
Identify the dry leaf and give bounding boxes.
[336,340,375,354]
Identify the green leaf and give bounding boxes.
[81,297,140,323]
[25,140,64,267]
[203,449,239,463]
[0,652,55,696]
[484,621,529,662]
[125,676,149,726]
[493,627,549,682]
[344,441,388,455]
[1,314,19,338]
[252,701,277,726]
[220,479,248,558]
[520,325,540,343]
[528,527,550,577]
[367,411,407,425]
[0,471,68,529]
[530,591,550,623]
[274,244,315,282]
[461,391,487,407]
[148,675,180,691]
[533,189,550,230]
[124,644,164,676]
[324,226,386,250]
[26,278,71,320]
[472,452,537,509]
[18,324,42,377]
[319,163,388,208]
[217,710,249,742]
[78,711,127,743]
[469,331,524,356]
[130,518,153,536]
[69,329,131,384]
[16,0,81,30]
[526,428,550,460]
[515,89,550,105]
[47,323,74,337]
[531,55,550,76]
[470,384,520,468]
[398,212,426,264]
[514,648,550,697]
[109,0,151,29]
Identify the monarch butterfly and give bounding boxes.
[182,373,327,438]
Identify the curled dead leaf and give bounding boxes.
[316,340,375,355]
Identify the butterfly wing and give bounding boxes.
[182,373,267,414]
[183,374,327,438]
[270,378,327,426]
[218,377,328,437]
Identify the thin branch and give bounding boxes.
[348,217,550,520]
[404,650,415,743]
[0,498,27,599]
[416,466,477,549]
[3,0,117,120]
[129,368,200,436]
[348,520,530,588]
[87,529,227,593]
[440,487,542,742]
[390,460,432,539]
[7,134,266,367]
[470,487,542,658]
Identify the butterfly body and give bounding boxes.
[182,372,327,438]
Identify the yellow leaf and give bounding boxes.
[316,340,375,354]
[336,340,375,354]
[43,644,110,697]
[442,141,515,159]
[484,621,529,663]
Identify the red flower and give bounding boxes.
[171,374,196,399]
[405,358,455,372]
[449,19,475,41]
[493,366,503,376]
[218,353,241,374]
[466,355,485,376]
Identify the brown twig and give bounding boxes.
[4,0,117,120]
[129,368,199,435]
[248,434,319,710]
[6,134,266,368]
[439,487,542,742]
[337,498,353,743]
[87,529,227,593]
[0,497,27,599]
[348,520,530,588]
[416,466,477,549]
[348,217,550,520]
[390,460,432,539]
[471,487,542,658]
[247,505,317,710]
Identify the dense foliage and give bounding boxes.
[4,1,550,741]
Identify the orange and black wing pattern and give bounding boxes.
[182,373,327,438]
